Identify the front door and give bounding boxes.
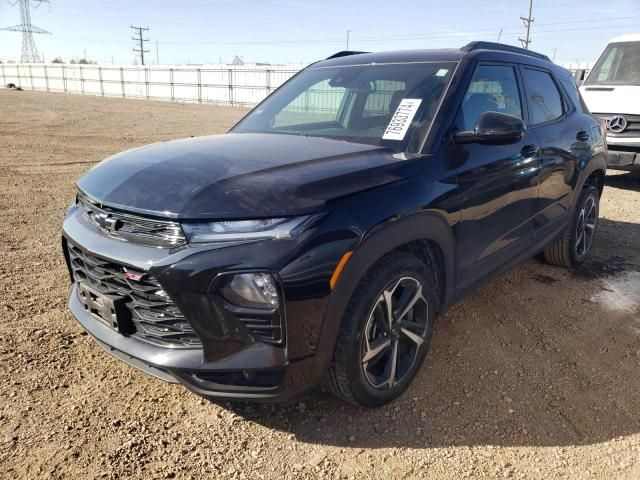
[451,63,541,290]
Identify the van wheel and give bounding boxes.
[325,251,437,408]
[543,185,599,268]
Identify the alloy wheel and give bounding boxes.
[575,195,597,259]
[361,276,430,389]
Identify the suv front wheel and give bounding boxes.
[326,251,437,407]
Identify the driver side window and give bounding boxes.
[460,65,523,131]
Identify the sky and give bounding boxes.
[0,0,638,66]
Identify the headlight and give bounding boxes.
[182,215,317,243]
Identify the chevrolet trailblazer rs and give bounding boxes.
[63,42,606,407]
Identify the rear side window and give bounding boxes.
[560,79,590,114]
[521,68,564,124]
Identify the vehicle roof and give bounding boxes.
[315,44,572,80]
[607,33,640,43]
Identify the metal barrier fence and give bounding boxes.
[0,63,303,107]
[0,63,592,108]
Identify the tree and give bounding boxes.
[231,55,244,66]
[52,57,64,64]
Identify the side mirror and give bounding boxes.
[574,69,586,86]
[453,111,525,145]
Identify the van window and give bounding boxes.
[522,69,564,124]
[459,65,523,130]
[585,41,640,86]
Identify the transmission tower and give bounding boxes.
[131,25,150,65]
[1,0,51,63]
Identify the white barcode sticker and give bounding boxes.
[382,98,422,141]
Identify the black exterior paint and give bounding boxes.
[63,45,607,401]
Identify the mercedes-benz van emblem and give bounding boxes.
[608,116,628,133]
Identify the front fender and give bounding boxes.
[309,211,456,381]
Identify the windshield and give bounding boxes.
[232,62,457,152]
[585,41,640,86]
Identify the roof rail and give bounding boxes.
[461,41,550,61]
[326,51,369,60]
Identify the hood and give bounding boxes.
[77,133,421,219]
[580,85,640,115]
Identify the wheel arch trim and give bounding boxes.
[310,211,456,380]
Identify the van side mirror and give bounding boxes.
[574,69,586,86]
[453,111,525,145]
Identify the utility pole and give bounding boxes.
[519,0,534,50]
[1,0,51,63]
[497,28,503,42]
[346,29,351,50]
[552,48,557,62]
[131,25,149,65]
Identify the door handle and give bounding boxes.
[576,130,590,142]
[520,144,538,158]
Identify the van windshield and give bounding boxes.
[585,41,640,86]
[232,62,457,153]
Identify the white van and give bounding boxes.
[579,34,640,172]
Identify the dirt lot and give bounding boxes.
[1,90,639,480]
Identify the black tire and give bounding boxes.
[543,185,599,268]
[325,251,437,408]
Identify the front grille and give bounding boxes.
[77,191,187,248]
[67,242,201,348]
[593,113,640,138]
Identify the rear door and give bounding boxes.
[519,67,582,237]
[453,63,541,289]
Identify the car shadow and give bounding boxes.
[606,171,640,192]
[216,217,640,449]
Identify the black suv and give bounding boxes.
[62,42,606,407]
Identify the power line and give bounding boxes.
[1,0,51,63]
[519,0,534,49]
[131,24,149,65]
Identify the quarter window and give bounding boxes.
[459,65,523,130]
[521,69,564,124]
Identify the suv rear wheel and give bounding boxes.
[326,251,437,407]
[544,185,599,268]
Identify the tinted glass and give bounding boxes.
[560,79,590,114]
[459,65,522,130]
[522,68,564,124]
[233,62,456,153]
[585,41,640,86]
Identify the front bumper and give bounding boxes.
[605,138,640,171]
[62,202,359,401]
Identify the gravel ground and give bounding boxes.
[1,89,639,480]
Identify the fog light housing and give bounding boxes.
[219,272,280,310]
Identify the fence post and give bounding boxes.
[170,68,175,101]
[98,67,104,96]
[28,64,34,90]
[62,65,67,92]
[16,65,21,89]
[80,65,84,95]
[44,64,49,91]
[145,67,150,100]
[266,68,271,96]
[0,64,5,87]
[228,68,233,106]
[197,68,202,104]
[120,67,125,98]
